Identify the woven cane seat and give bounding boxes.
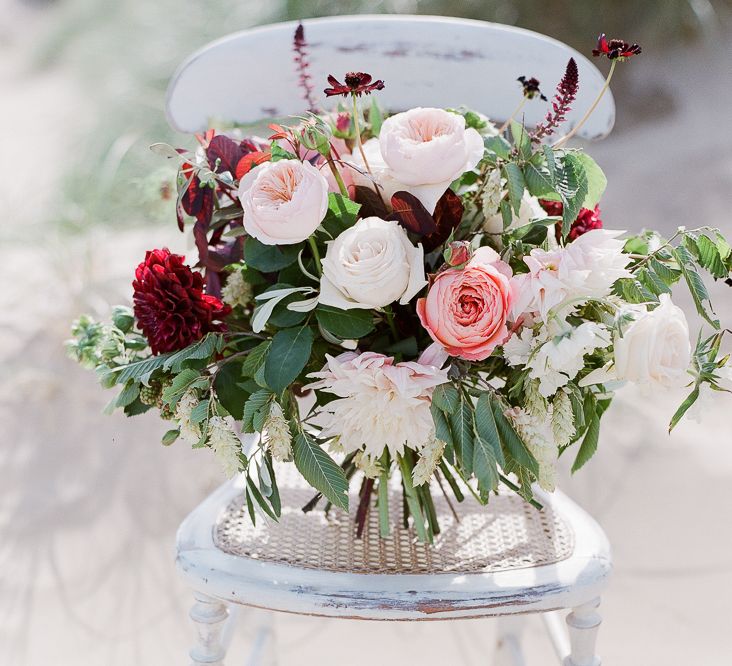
[214,464,574,576]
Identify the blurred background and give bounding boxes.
[1,1,731,664]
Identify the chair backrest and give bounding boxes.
[166,15,614,140]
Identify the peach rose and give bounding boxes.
[238,159,328,245]
[416,247,514,361]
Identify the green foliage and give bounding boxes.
[431,383,460,415]
[448,395,474,476]
[263,326,314,394]
[502,162,525,214]
[673,246,719,328]
[292,431,349,511]
[315,306,374,339]
[321,193,361,238]
[241,389,273,433]
[244,237,301,272]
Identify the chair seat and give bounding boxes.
[176,465,611,621]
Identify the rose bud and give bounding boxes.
[444,241,472,267]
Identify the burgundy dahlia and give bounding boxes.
[540,200,604,242]
[132,248,230,355]
[324,72,385,97]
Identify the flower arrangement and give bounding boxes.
[69,27,732,543]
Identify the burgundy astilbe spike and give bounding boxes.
[531,58,579,143]
[293,23,319,113]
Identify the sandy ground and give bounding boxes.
[1,5,732,665]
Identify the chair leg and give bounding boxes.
[494,615,526,666]
[189,591,231,665]
[562,597,602,666]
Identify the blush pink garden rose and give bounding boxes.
[238,158,329,245]
[349,107,483,214]
[417,247,515,361]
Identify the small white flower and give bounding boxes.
[412,436,446,486]
[208,416,243,478]
[221,270,253,309]
[176,389,202,445]
[354,450,382,479]
[505,407,557,492]
[262,401,292,462]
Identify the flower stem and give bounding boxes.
[553,60,616,148]
[499,97,527,134]
[351,94,372,175]
[383,306,399,340]
[325,153,349,198]
[308,236,322,275]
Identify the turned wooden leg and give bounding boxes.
[494,614,526,666]
[189,591,231,666]
[563,597,602,666]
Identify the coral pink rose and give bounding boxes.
[416,247,514,361]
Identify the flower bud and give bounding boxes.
[444,241,472,267]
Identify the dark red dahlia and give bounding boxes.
[541,200,604,242]
[324,72,385,97]
[132,248,230,355]
[592,34,642,60]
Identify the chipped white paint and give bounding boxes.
[189,591,230,666]
[165,15,615,140]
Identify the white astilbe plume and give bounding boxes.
[552,389,575,448]
[208,416,243,478]
[506,406,557,492]
[524,378,548,420]
[262,401,292,462]
[176,389,202,445]
[354,450,382,479]
[412,436,446,486]
[221,270,253,309]
[480,168,504,219]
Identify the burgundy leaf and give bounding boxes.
[388,191,437,236]
[206,135,246,175]
[422,189,464,252]
[353,185,390,219]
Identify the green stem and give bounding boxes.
[378,452,391,538]
[553,60,616,148]
[397,454,431,543]
[351,94,371,175]
[325,153,349,198]
[499,97,527,134]
[308,236,323,275]
[383,307,399,340]
[499,474,544,510]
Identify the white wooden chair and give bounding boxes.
[169,16,615,666]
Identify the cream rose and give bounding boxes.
[319,216,427,310]
[581,294,692,390]
[349,107,483,214]
[238,158,328,245]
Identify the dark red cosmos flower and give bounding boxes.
[324,72,385,97]
[592,34,642,60]
[132,248,230,355]
[517,76,547,101]
[541,200,604,242]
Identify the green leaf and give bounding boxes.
[378,469,390,538]
[315,306,374,339]
[245,489,256,525]
[474,394,505,467]
[244,237,301,272]
[213,362,248,417]
[321,193,361,237]
[572,152,607,208]
[432,383,460,415]
[490,398,539,476]
[264,326,314,394]
[638,267,670,297]
[523,162,555,197]
[293,431,349,511]
[673,246,719,328]
[115,381,140,409]
[241,341,271,378]
[557,153,589,237]
[161,429,180,446]
[571,410,600,472]
[263,454,281,517]
[449,396,474,475]
[242,389,272,433]
[161,368,206,407]
[715,232,731,261]
[649,257,681,286]
[484,135,511,160]
[668,385,700,432]
[369,97,383,136]
[510,120,531,160]
[246,474,278,520]
[503,162,526,215]
[696,234,727,279]
[430,403,453,450]
[189,401,209,425]
[613,278,650,304]
[473,435,500,493]
[164,334,223,373]
[270,142,297,162]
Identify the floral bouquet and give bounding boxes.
[69,27,732,543]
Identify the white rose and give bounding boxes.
[349,107,483,214]
[581,294,692,390]
[319,216,427,310]
[238,158,328,245]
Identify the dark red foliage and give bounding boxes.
[353,185,390,219]
[324,72,385,98]
[132,248,230,355]
[424,189,464,252]
[388,192,437,236]
[541,200,604,242]
[177,167,214,231]
[592,34,642,60]
[531,58,579,143]
[387,189,464,253]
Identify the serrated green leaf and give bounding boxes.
[241,341,271,377]
[715,233,731,261]
[252,402,271,432]
[315,306,374,339]
[484,135,511,160]
[649,257,681,286]
[242,389,272,433]
[264,326,314,394]
[669,385,700,432]
[474,394,505,467]
[490,398,539,476]
[673,246,719,328]
[557,154,589,238]
[572,152,606,208]
[571,410,600,472]
[161,368,207,407]
[431,403,453,449]
[164,334,223,373]
[264,454,282,517]
[245,489,256,525]
[115,381,140,408]
[244,237,301,272]
[473,435,500,493]
[322,193,361,238]
[696,234,727,279]
[246,474,278,520]
[449,396,474,475]
[638,267,671,296]
[432,383,460,415]
[293,431,349,511]
[503,162,526,215]
[523,162,555,197]
[510,120,532,160]
[189,401,209,425]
